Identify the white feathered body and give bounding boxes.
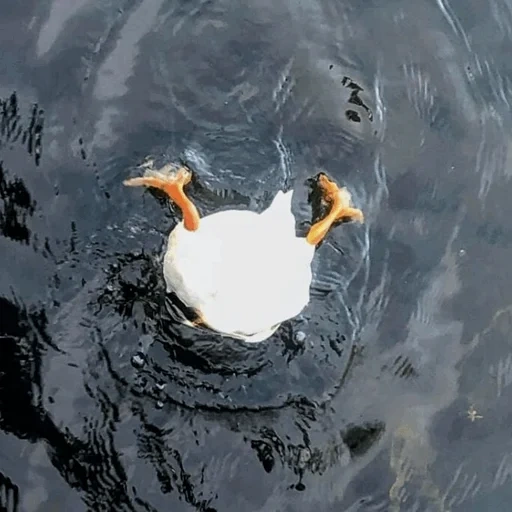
[163,191,315,342]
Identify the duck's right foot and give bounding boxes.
[306,173,364,245]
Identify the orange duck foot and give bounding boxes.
[306,173,364,245]
[124,163,200,231]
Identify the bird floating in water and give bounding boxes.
[124,161,363,342]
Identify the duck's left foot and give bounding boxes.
[124,162,200,231]
[306,173,364,245]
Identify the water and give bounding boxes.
[1,0,512,510]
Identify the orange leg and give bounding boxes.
[306,173,364,245]
[124,164,200,231]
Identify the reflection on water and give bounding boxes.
[2,0,512,510]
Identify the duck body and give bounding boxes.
[164,191,315,342]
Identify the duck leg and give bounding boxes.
[124,162,200,231]
[306,173,364,245]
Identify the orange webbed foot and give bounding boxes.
[306,173,364,245]
[124,163,200,231]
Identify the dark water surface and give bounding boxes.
[1,0,512,510]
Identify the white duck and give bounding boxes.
[124,162,363,342]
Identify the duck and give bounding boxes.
[124,161,364,342]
